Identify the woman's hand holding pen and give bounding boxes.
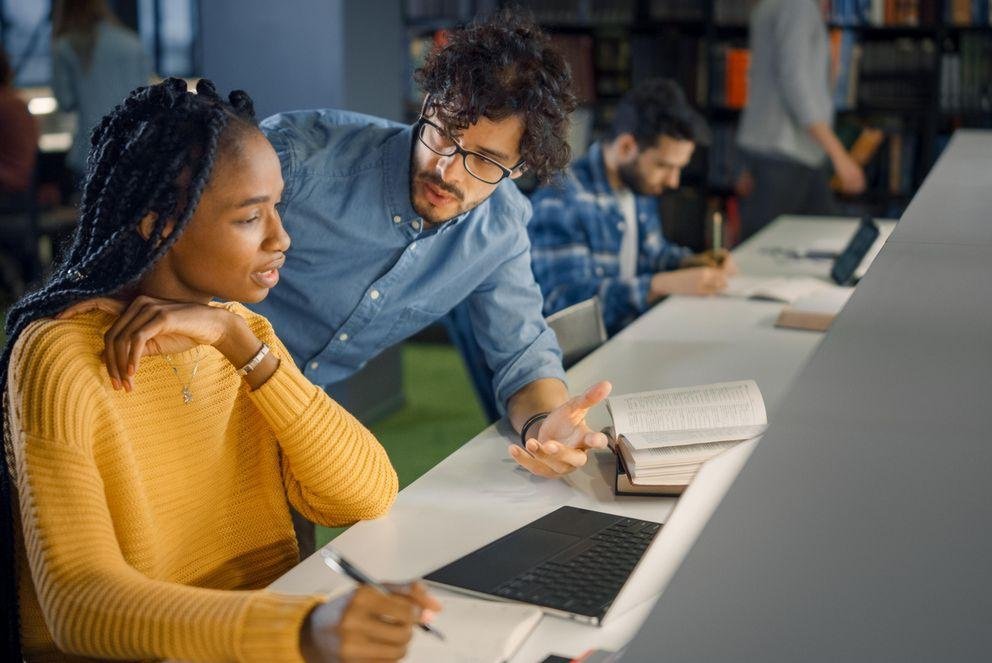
[301,583,441,663]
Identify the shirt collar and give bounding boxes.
[382,124,421,226]
[585,141,615,197]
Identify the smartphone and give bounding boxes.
[830,217,880,286]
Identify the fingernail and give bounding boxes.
[422,609,437,622]
[545,442,559,453]
[128,363,135,376]
[509,446,519,456]
[526,439,539,453]
[111,378,120,390]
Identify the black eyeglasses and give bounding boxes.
[416,105,524,185]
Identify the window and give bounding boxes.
[1,0,52,86]
[0,0,199,87]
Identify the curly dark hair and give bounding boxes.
[607,78,711,149]
[414,8,577,184]
[0,77,256,660]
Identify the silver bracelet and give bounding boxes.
[236,342,270,377]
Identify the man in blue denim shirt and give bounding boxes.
[251,13,611,481]
[530,79,736,336]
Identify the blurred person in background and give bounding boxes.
[736,0,865,241]
[51,0,152,181]
[0,46,38,203]
[0,45,40,294]
[529,79,734,337]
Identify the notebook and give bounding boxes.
[404,592,542,663]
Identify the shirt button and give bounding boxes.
[339,333,349,342]
[310,361,319,370]
[392,214,402,224]
[617,222,626,231]
[412,219,422,231]
[595,267,605,276]
[370,289,380,300]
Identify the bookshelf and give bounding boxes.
[403,0,992,249]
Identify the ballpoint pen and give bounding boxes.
[320,548,446,641]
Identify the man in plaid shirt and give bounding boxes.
[529,79,736,336]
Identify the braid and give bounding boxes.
[0,77,258,660]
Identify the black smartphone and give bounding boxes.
[830,217,880,285]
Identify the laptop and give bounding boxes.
[424,506,662,625]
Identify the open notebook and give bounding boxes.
[405,592,542,663]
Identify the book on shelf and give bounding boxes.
[713,0,761,25]
[827,0,943,25]
[607,380,767,496]
[708,45,750,110]
[941,35,992,113]
[648,0,705,21]
[707,123,744,190]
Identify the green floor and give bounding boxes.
[316,343,487,547]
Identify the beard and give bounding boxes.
[617,160,657,196]
[410,169,484,225]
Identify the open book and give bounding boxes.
[723,275,838,305]
[606,380,768,495]
[404,592,542,663]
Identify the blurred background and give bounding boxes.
[2,0,990,544]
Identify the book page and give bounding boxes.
[723,276,835,304]
[622,426,765,450]
[404,593,543,663]
[607,380,767,444]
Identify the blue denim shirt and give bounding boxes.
[529,142,691,335]
[251,109,565,410]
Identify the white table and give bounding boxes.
[272,215,895,661]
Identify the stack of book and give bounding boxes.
[608,380,768,495]
[940,35,992,113]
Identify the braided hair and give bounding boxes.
[0,77,258,659]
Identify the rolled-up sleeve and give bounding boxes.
[468,215,566,412]
[773,2,832,128]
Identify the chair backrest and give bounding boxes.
[546,297,607,371]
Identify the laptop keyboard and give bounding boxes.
[492,516,661,619]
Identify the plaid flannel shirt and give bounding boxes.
[528,142,692,335]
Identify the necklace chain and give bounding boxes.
[163,349,203,405]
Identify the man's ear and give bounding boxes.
[615,133,640,160]
[137,212,176,242]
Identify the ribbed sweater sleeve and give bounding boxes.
[14,433,323,662]
[8,319,325,662]
[237,304,399,527]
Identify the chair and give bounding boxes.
[545,297,607,370]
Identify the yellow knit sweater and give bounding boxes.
[5,303,399,662]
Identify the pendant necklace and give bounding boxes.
[163,349,203,405]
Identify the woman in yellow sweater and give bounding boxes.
[0,78,438,662]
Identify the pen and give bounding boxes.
[320,548,446,641]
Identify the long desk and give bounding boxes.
[272,215,894,661]
[619,131,992,661]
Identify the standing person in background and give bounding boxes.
[736,0,865,241]
[0,46,38,200]
[529,79,734,337]
[0,46,41,292]
[51,0,152,181]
